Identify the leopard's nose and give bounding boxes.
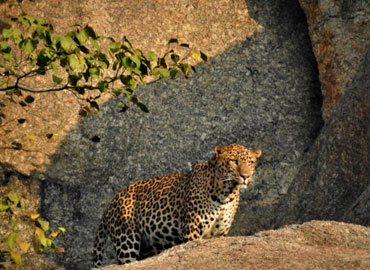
[240,174,249,180]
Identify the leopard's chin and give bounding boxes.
[237,177,253,189]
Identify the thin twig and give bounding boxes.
[0,84,71,93]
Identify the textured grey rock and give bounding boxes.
[298,0,370,120]
[40,1,322,269]
[95,221,370,270]
[275,51,370,227]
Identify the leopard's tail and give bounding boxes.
[92,216,108,268]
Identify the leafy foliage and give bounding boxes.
[0,191,66,266]
[0,11,207,117]
[0,9,206,267]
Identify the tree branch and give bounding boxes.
[0,84,72,93]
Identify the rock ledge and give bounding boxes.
[96,221,370,270]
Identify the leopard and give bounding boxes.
[92,144,261,267]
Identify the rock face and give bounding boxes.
[95,221,370,270]
[275,50,370,227]
[298,0,370,120]
[274,0,370,228]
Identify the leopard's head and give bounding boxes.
[214,144,262,188]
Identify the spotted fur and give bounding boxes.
[92,144,261,267]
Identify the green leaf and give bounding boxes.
[36,48,52,67]
[19,13,33,28]
[179,63,190,77]
[38,244,45,252]
[88,66,100,78]
[35,227,47,247]
[50,62,58,73]
[60,36,75,52]
[0,41,11,53]
[145,51,158,62]
[67,54,83,70]
[19,38,38,53]
[170,69,179,79]
[24,95,35,104]
[52,74,63,84]
[17,236,30,252]
[130,55,141,69]
[37,218,50,232]
[7,192,20,207]
[68,74,82,86]
[120,75,138,90]
[191,50,202,61]
[153,68,170,78]
[35,17,47,26]
[58,227,66,235]
[46,238,56,249]
[0,201,9,211]
[127,79,138,91]
[6,232,18,249]
[2,28,22,44]
[2,28,12,38]
[10,251,21,265]
[121,56,132,69]
[109,42,121,54]
[76,29,89,45]
[60,56,67,67]
[98,53,109,69]
[3,52,13,61]
[84,25,98,40]
[90,38,100,50]
[30,213,40,220]
[119,75,131,85]
[49,231,59,238]
[97,80,108,92]
[171,53,180,63]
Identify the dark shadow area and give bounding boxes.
[0,162,29,186]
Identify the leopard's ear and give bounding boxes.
[214,146,223,157]
[252,149,262,158]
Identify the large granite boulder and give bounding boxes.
[298,0,370,120]
[95,221,370,270]
[275,51,370,227]
[274,0,370,228]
